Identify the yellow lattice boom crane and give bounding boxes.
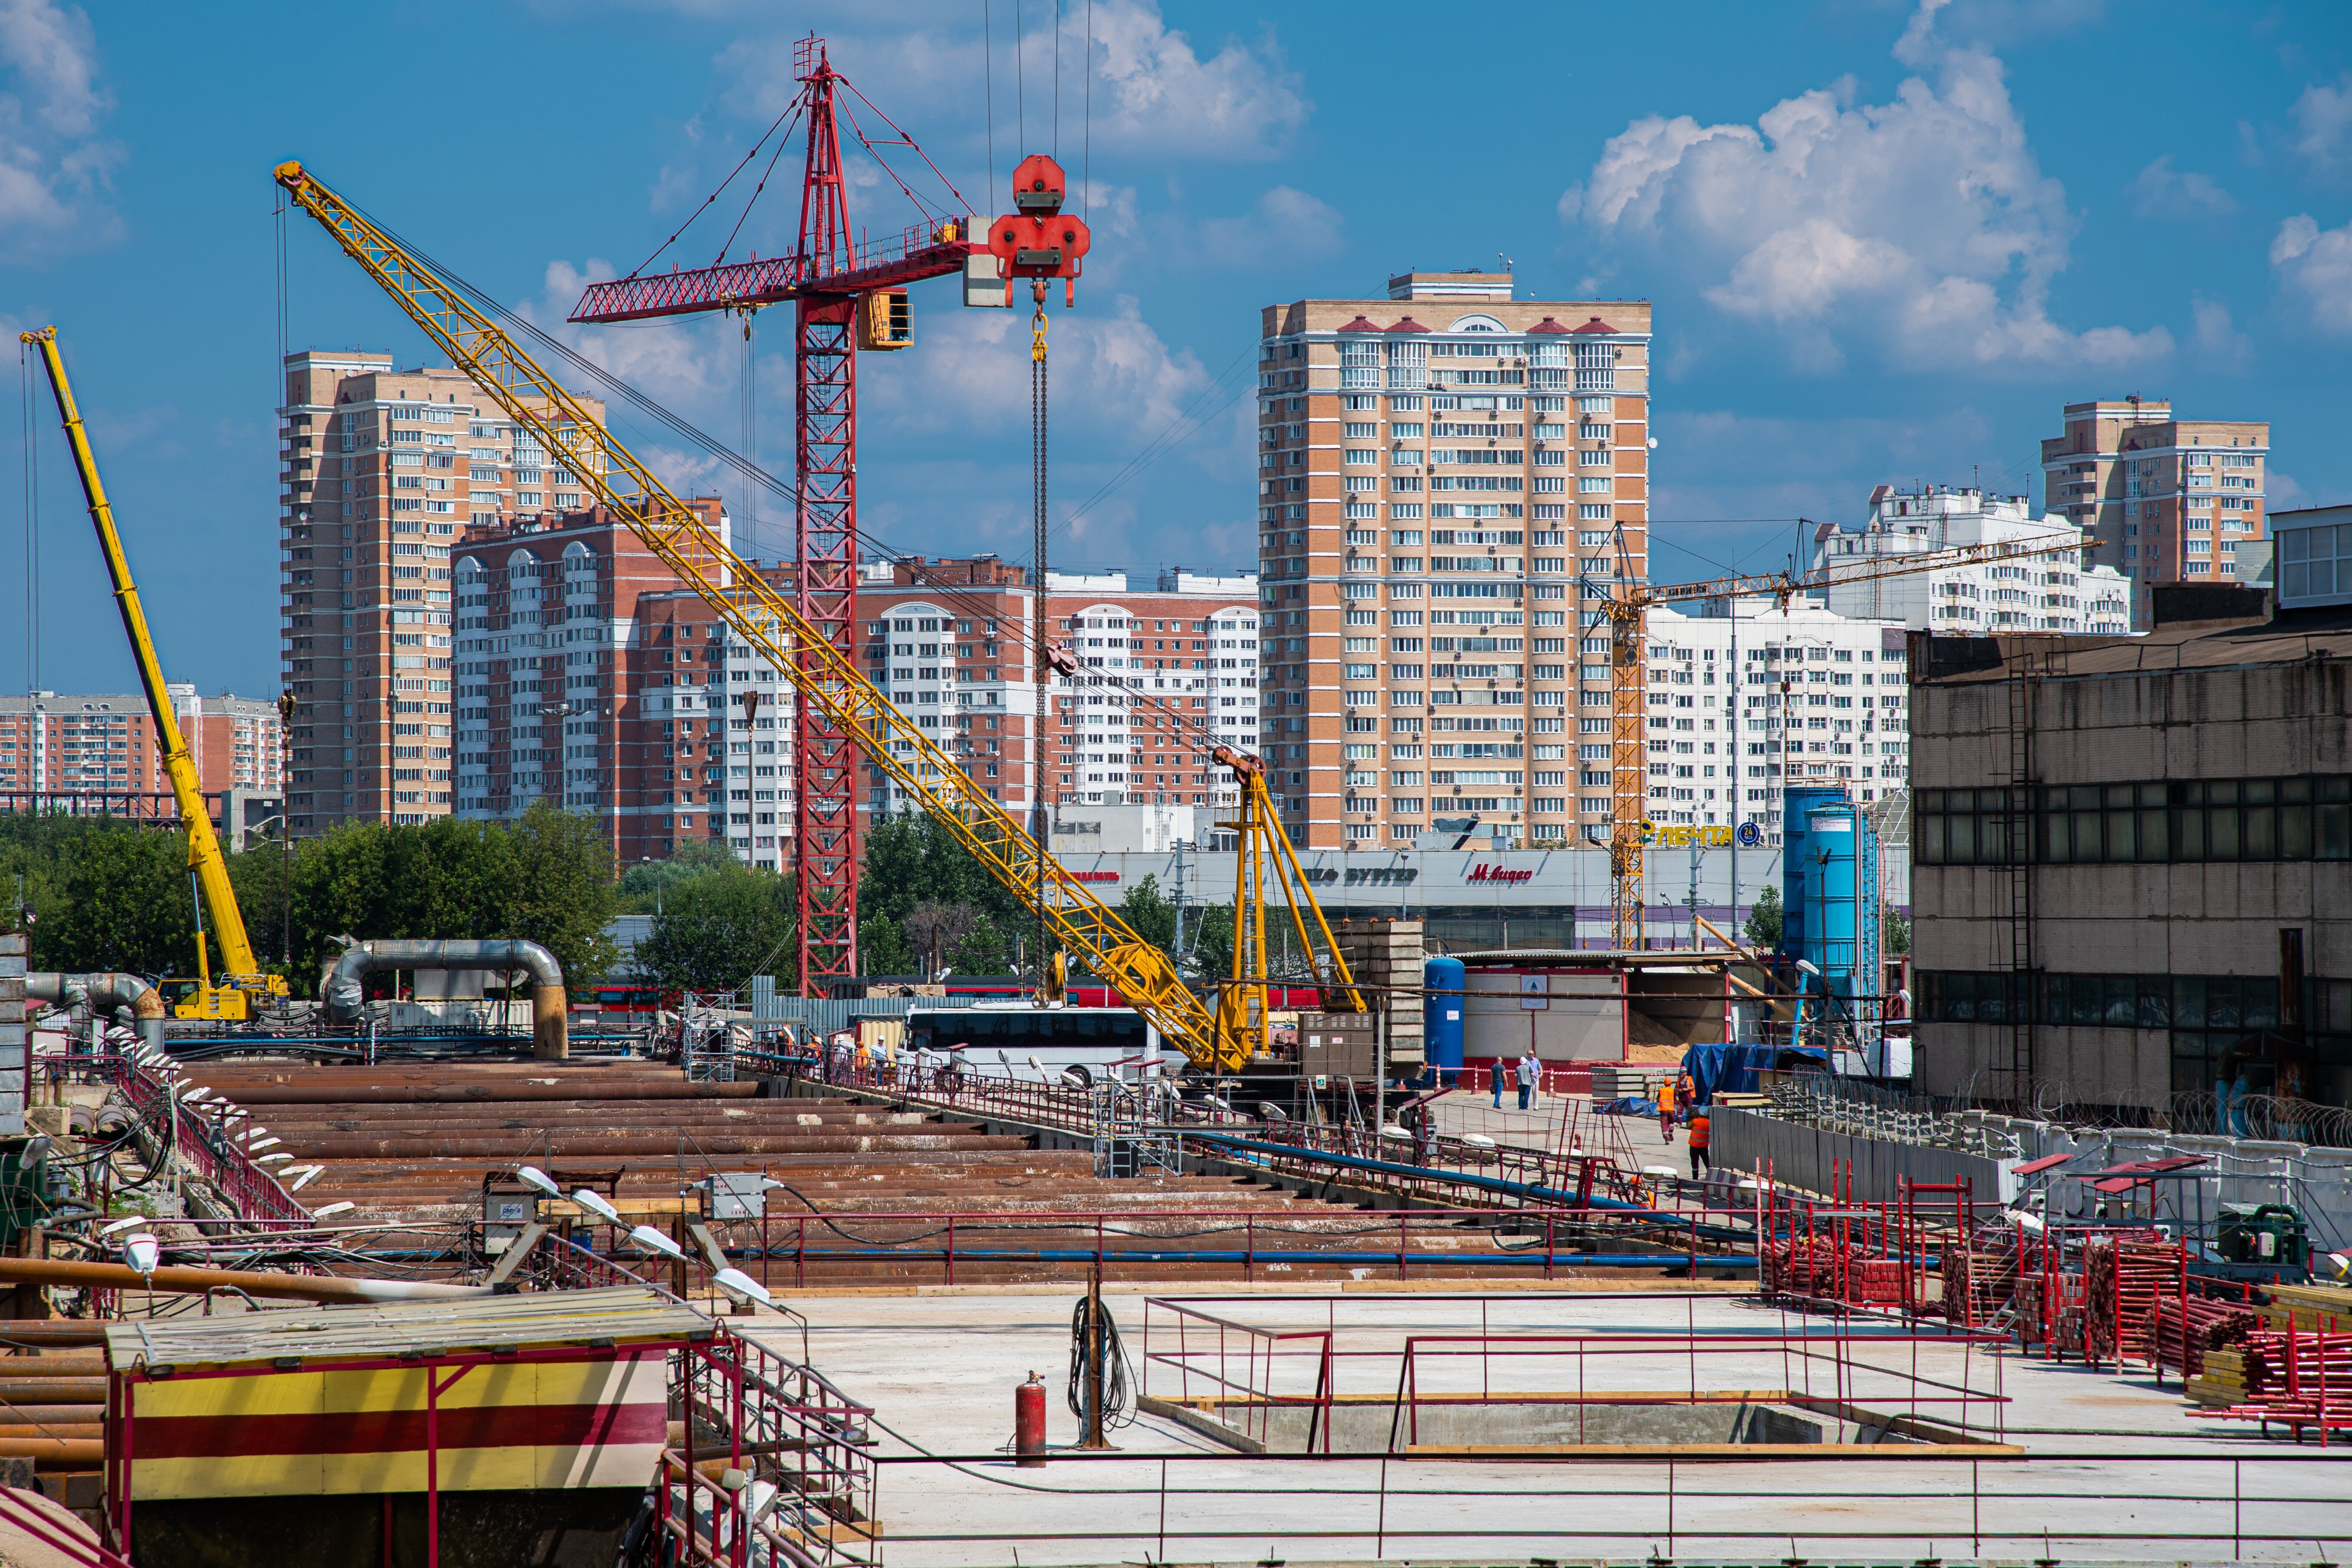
[1596,526,2094,948]
[20,327,290,1020]
[273,160,1359,1075]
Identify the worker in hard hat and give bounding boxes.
[1687,1107,1711,1178]
[1657,1073,1679,1144]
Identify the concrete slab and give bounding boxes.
[748,1285,2352,1565]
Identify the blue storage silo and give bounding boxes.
[1778,785,1848,966]
[1783,792,1880,1044]
[1424,957,1467,1078]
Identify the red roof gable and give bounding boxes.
[1527,315,1571,335]
[1385,316,1428,334]
[1337,314,1384,333]
[1571,316,1621,335]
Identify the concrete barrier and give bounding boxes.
[1711,1106,2016,1204]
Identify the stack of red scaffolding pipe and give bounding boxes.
[2084,1235,2186,1370]
[2148,1292,2263,1379]
[2204,1328,2352,1441]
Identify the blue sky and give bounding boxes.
[4,0,2350,699]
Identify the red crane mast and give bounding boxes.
[570,37,982,994]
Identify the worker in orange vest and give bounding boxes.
[1657,1074,1678,1144]
[1687,1108,1712,1177]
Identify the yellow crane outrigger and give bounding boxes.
[273,161,1359,1074]
[21,327,289,1020]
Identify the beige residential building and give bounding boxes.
[279,351,604,833]
[1257,273,1652,850]
[2041,398,2269,588]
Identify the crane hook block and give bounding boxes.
[1043,644,1081,677]
[990,153,1091,306]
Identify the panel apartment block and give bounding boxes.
[855,559,1262,829]
[280,351,605,833]
[2041,398,2268,589]
[1257,273,1652,851]
[0,687,283,799]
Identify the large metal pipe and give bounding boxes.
[27,972,166,1054]
[0,1254,490,1304]
[323,937,568,1060]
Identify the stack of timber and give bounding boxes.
[2197,1328,2352,1437]
[2084,1235,2185,1367]
[2151,1293,2263,1382]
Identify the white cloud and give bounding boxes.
[2127,156,2236,219]
[2188,297,2252,369]
[1199,185,1342,270]
[2289,73,2352,179]
[1080,1,1308,161]
[1563,7,2169,373]
[0,0,121,264]
[2271,214,2352,335]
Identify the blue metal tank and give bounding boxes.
[1778,785,1849,964]
[1786,795,1881,1039]
[1424,957,1467,1078]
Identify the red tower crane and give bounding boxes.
[569,37,994,994]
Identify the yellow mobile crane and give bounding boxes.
[20,327,290,1020]
[1595,527,2094,947]
[273,162,1358,1074]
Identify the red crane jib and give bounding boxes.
[568,239,980,325]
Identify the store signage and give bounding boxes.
[1736,821,1763,848]
[1466,863,1535,884]
[1068,870,1121,883]
[1651,825,1735,848]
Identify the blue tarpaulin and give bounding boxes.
[1678,1044,1829,1105]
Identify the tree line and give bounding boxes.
[0,803,617,993]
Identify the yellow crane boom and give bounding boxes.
[21,326,285,1016]
[1599,527,2092,947]
[272,160,1355,1075]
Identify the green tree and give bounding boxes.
[616,838,739,914]
[1883,907,1912,956]
[504,802,621,983]
[1115,875,1177,951]
[36,828,199,977]
[1744,884,1784,950]
[635,868,794,994]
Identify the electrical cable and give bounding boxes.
[617,100,808,283]
[1066,1290,1134,1430]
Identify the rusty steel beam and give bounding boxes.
[0,1256,487,1303]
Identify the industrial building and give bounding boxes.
[1256,272,1654,850]
[1908,580,2352,1114]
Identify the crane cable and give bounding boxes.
[1031,276,1051,975]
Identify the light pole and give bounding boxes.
[278,692,296,970]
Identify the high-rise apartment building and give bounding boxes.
[855,559,1261,830]
[451,499,732,866]
[2041,398,2269,587]
[0,687,284,800]
[280,351,604,835]
[1812,485,2132,634]
[1257,273,1652,850]
[1643,602,1908,848]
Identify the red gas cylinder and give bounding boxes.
[1014,1370,1048,1467]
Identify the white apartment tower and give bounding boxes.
[1811,486,2131,635]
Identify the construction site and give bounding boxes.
[0,33,2345,1568]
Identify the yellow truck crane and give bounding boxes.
[273,162,1359,1075]
[21,327,289,1020]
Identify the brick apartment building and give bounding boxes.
[451,499,733,866]
[853,558,1261,831]
[1257,271,1653,850]
[0,687,284,800]
[279,350,605,835]
[2041,398,2268,588]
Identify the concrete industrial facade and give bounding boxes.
[1908,587,2352,1114]
[1257,272,1653,851]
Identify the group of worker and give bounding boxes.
[1485,1051,1544,1111]
[1657,1068,1711,1177]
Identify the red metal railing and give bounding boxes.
[1141,1299,1335,1452]
[40,1051,310,1225]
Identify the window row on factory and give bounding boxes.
[1918,970,2352,1080]
[1914,776,2352,865]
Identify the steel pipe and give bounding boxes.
[0,1254,490,1304]
[27,972,166,1053]
[322,937,567,1059]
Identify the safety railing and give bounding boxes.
[1139,1298,1335,1453]
[38,1050,312,1226]
[661,1331,879,1568]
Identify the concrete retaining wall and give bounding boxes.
[1711,1106,2017,1205]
